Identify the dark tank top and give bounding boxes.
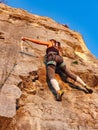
[46,47,59,55]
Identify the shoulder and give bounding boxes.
[47,41,53,47]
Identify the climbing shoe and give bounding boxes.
[56,90,64,101]
[85,85,93,94]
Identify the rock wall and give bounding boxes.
[0,3,98,130]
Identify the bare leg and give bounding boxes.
[47,65,60,92]
[60,65,77,81]
[60,65,93,93]
[47,65,64,100]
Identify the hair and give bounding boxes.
[49,39,61,47]
[56,41,61,46]
[49,39,56,43]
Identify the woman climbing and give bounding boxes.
[21,37,93,101]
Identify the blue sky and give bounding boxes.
[6,0,98,58]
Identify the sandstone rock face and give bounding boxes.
[0,85,22,117]
[0,3,98,130]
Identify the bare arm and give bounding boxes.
[21,37,49,47]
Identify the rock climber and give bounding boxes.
[21,37,93,101]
